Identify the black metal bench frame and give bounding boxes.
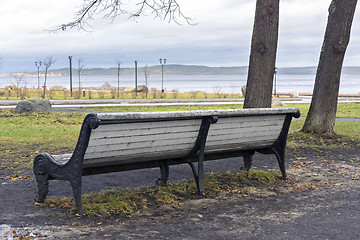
[33,109,300,215]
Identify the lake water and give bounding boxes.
[1,74,359,94]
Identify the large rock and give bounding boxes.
[241,85,246,97]
[272,97,284,107]
[14,99,52,113]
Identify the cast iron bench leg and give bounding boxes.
[34,174,49,203]
[70,178,83,216]
[157,160,169,185]
[240,151,255,171]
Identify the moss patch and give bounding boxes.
[46,170,281,217]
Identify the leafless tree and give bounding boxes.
[144,65,150,98]
[117,59,122,98]
[303,0,358,134]
[42,56,56,98]
[78,58,85,97]
[51,0,193,32]
[11,72,26,98]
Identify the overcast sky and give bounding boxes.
[1,0,359,73]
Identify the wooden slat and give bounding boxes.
[96,119,201,132]
[208,124,282,137]
[87,130,199,147]
[84,141,194,160]
[207,127,280,142]
[84,148,189,166]
[205,141,274,152]
[91,124,200,140]
[211,115,285,126]
[86,137,196,155]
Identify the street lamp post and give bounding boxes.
[35,61,41,89]
[274,67,278,97]
[159,58,166,93]
[135,60,138,97]
[69,56,73,97]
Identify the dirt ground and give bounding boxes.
[1,148,359,239]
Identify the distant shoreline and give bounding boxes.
[2,64,360,76]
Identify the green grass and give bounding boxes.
[86,102,360,119]
[1,102,359,217]
[0,111,86,151]
[0,103,358,172]
[0,110,86,170]
[282,102,360,118]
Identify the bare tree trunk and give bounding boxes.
[117,60,121,98]
[43,69,48,98]
[244,0,279,108]
[42,56,56,98]
[303,0,357,134]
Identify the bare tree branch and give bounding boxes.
[78,58,85,96]
[10,72,26,98]
[50,0,194,32]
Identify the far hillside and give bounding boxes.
[36,65,360,76]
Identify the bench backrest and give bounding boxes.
[84,118,202,167]
[206,114,285,153]
[80,108,300,168]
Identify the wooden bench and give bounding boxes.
[33,108,300,215]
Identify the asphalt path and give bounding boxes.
[1,96,360,109]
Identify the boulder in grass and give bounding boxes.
[241,85,246,97]
[272,97,284,107]
[14,99,52,113]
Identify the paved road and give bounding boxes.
[1,96,360,108]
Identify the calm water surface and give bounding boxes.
[0,74,359,94]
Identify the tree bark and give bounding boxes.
[302,0,357,133]
[244,0,279,108]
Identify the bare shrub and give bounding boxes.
[160,91,166,99]
[190,91,197,98]
[20,87,27,99]
[72,90,80,99]
[63,90,68,99]
[48,89,55,99]
[214,86,223,98]
[150,88,158,99]
[98,89,105,99]
[110,88,116,99]
[171,89,178,98]
[141,91,147,98]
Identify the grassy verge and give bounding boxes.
[0,89,242,100]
